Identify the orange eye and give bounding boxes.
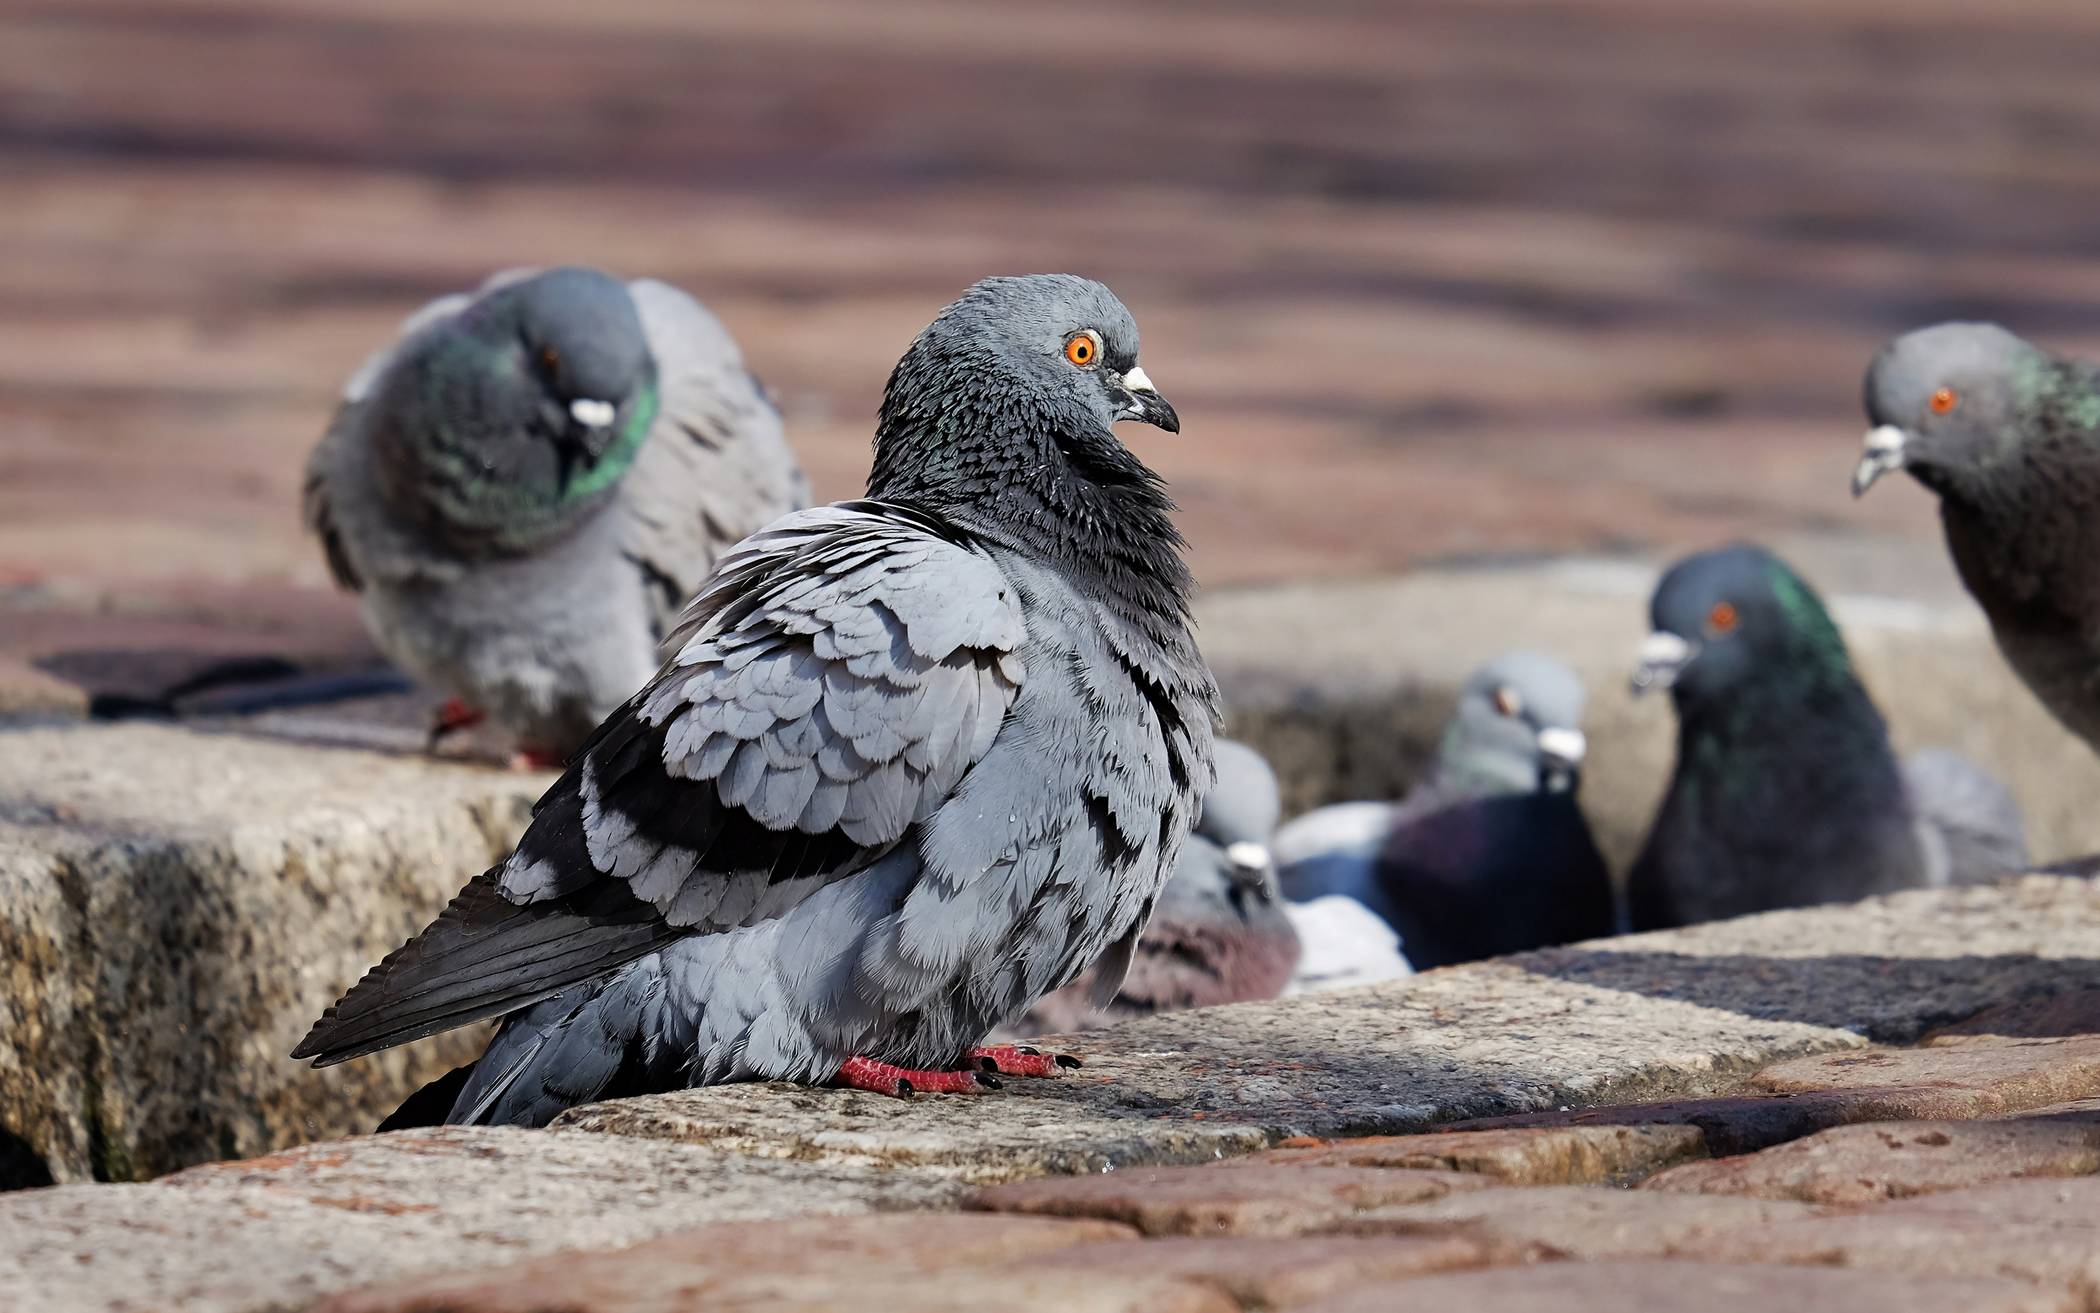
[538,346,561,374]
[1706,601,1739,636]
[1929,386,1958,416]
[1064,333,1098,368]
[1491,686,1523,717]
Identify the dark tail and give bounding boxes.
[377,1064,476,1132]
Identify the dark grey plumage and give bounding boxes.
[1628,545,2026,932]
[306,266,807,759]
[1855,322,2100,755]
[1011,741,1298,1035]
[296,274,1216,1126]
[1274,651,1612,970]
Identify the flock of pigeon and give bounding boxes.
[281,266,2079,1127]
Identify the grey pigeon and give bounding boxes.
[1274,651,1612,969]
[305,266,807,763]
[1627,544,2027,931]
[295,274,1216,1123]
[1856,322,2100,754]
[1010,740,1299,1035]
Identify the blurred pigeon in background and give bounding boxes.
[1011,740,1299,1035]
[305,266,808,764]
[1628,544,2026,931]
[295,274,1217,1124]
[1856,322,2100,756]
[1275,651,1613,970]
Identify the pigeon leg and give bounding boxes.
[507,747,566,772]
[969,1044,1082,1078]
[836,1056,994,1096]
[427,698,485,748]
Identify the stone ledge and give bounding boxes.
[555,877,2100,1167]
[0,1128,973,1313]
[4,878,2098,1311]
[0,723,544,1185]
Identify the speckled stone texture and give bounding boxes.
[0,723,543,1184]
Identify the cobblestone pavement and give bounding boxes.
[8,883,2100,1311]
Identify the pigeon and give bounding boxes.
[305,266,808,764]
[294,274,1216,1124]
[1855,322,2100,754]
[1274,651,1613,970]
[1009,740,1299,1035]
[1627,544,2027,931]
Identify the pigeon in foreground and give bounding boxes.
[295,274,1215,1124]
[1855,322,2100,755]
[305,266,807,763]
[1627,544,2027,931]
[1274,651,1612,970]
[1009,740,1299,1035]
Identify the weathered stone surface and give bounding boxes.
[1013,1235,1488,1307]
[1252,1124,1708,1185]
[1446,1087,2080,1158]
[317,1213,1173,1313]
[967,1164,1488,1237]
[1749,1037,2100,1114]
[1294,1260,2079,1313]
[1704,1177,2100,1293]
[1320,1182,1820,1259]
[0,1127,972,1313]
[1642,1106,2100,1203]
[0,723,543,1184]
[560,878,2100,1176]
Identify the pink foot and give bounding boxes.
[427,698,485,747]
[970,1044,1082,1078]
[836,1056,992,1096]
[506,746,565,771]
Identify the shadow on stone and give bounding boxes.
[0,1124,55,1192]
[1514,946,2100,1044]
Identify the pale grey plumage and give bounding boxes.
[1904,747,2029,888]
[306,267,807,758]
[1008,740,1297,1035]
[297,274,1213,1127]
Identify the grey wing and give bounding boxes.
[1904,747,2029,886]
[863,558,1216,1023]
[621,279,811,633]
[292,503,1024,1065]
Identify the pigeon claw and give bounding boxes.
[427,698,486,747]
[836,1056,992,1097]
[970,1044,1081,1078]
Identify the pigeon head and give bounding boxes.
[868,274,1181,520]
[1437,650,1590,797]
[1855,322,2047,500]
[1200,740,1282,853]
[1632,545,1852,710]
[377,267,660,548]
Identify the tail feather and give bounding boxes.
[292,870,682,1068]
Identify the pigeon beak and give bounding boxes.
[565,397,620,463]
[1631,631,1695,696]
[1116,365,1180,433]
[1224,840,1277,901]
[1535,726,1587,790]
[1852,424,1909,498]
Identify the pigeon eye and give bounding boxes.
[1064,332,1100,369]
[1706,601,1739,636]
[538,346,561,376]
[1929,386,1959,416]
[1491,686,1523,717]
